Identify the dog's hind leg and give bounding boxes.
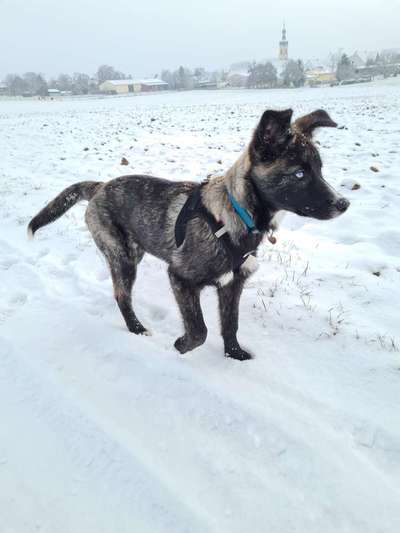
[217,275,252,360]
[168,269,207,354]
[86,208,148,335]
[109,248,148,335]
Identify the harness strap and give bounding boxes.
[174,184,257,273]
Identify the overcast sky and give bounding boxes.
[0,0,398,78]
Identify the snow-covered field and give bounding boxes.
[1,80,400,533]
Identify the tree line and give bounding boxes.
[2,49,398,97]
[335,51,400,82]
[160,60,306,89]
[160,67,227,90]
[1,59,308,97]
[2,65,129,97]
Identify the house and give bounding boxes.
[194,80,218,90]
[305,67,337,86]
[48,88,61,97]
[99,79,135,94]
[99,79,168,94]
[0,83,7,95]
[137,79,168,92]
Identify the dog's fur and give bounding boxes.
[28,108,349,360]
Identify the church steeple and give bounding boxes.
[279,22,288,61]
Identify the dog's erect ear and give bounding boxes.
[293,109,337,137]
[252,109,293,160]
[258,109,293,143]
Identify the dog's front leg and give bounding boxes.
[168,269,208,354]
[218,275,252,360]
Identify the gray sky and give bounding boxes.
[0,0,399,78]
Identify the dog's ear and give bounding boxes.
[251,109,293,160]
[293,109,337,137]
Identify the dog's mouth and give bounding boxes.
[295,197,350,220]
[295,206,346,220]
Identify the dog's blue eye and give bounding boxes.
[295,170,304,179]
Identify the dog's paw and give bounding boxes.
[128,321,150,336]
[174,336,189,354]
[174,331,207,354]
[225,345,253,361]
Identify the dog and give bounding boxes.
[28,108,349,360]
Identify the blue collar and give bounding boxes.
[227,191,257,233]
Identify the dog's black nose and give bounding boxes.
[336,197,350,212]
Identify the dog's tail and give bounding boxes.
[28,180,103,239]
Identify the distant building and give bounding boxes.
[279,23,288,61]
[0,83,7,95]
[48,88,61,96]
[139,79,168,92]
[305,67,337,86]
[99,79,168,94]
[194,80,218,90]
[99,80,135,94]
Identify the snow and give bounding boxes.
[1,80,400,532]
[104,78,168,86]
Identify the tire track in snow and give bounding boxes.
[0,338,219,533]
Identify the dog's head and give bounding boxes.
[248,108,349,220]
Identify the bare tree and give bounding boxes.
[161,66,193,90]
[23,72,48,96]
[55,73,73,91]
[161,69,176,89]
[336,54,355,81]
[5,74,27,96]
[96,65,126,83]
[72,73,90,94]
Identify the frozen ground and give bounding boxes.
[1,80,400,532]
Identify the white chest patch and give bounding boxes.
[241,254,259,274]
[217,254,259,287]
[214,213,284,288]
[217,271,235,286]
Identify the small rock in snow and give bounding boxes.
[341,178,361,190]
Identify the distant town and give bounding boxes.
[1,24,399,98]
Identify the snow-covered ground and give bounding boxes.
[1,80,399,533]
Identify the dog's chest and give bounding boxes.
[173,210,284,286]
[215,213,284,286]
[216,253,259,286]
[212,229,263,285]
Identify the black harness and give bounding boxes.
[174,183,260,273]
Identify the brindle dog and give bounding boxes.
[28,108,349,360]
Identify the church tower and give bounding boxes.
[279,22,288,60]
